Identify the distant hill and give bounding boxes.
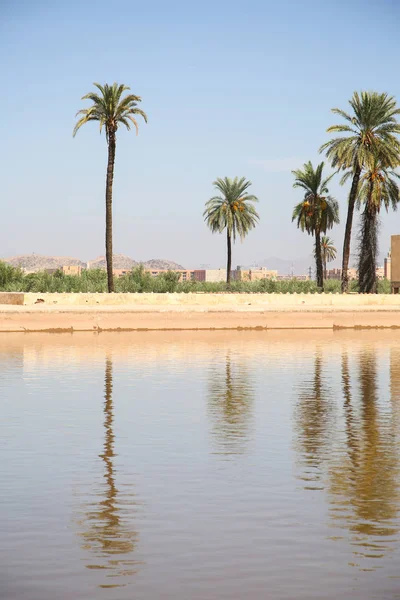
[4,254,86,271]
[88,254,138,270]
[3,253,185,273]
[88,255,185,270]
[143,258,185,270]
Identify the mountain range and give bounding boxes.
[4,254,185,272]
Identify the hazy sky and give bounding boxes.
[2,0,400,269]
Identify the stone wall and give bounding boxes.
[22,292,400,307]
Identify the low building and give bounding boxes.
[204,269,229,283]
[250,268,278,281]
[145,269,195,282]
[113,269,130,278]
[233,266,278,282]
[391,235,400,293]
[326,268,358,280]
[62,265,82,276]
[193,270,206,282]
[276,274,310,281]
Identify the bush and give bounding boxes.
[0,261,394,294]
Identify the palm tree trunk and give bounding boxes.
[323,257,327,281]
[226,230,232,285]
[105,131,116,293]
[358,195,378,294]
[341,165,362,293]
[315,230,324,290]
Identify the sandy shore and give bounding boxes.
[2,302,400,331]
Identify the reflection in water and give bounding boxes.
[391,347,400,404]
[295,346,400,570]
[207,352,254,455]
[76,357,139,588]
[294,349,334,490]
[328,348,400,565]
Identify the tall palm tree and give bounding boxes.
[320,91,400,292]
[73,83,147,292]
[203,177,259,284]
[315,236,337,280]
[356,158,400,293]
[292,161,339,289]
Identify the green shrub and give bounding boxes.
[0,260,394,294]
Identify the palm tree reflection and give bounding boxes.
[294,348,334,490]
[328,347,400,564]
[78,357,139,588]
[207,352,254,456]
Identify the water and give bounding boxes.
[1,330,400,599]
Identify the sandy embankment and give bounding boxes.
[0,293,400,331]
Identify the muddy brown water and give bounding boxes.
[1,331,400,599]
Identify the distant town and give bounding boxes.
[3,251,393,283]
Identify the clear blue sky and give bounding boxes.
[2,0,400,269]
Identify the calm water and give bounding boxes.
[1,331,400,600]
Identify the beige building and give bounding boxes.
[391,235,400,293]
[145,269,195,282]
[205,269,229,283]
[113,269,130,278]
[62,265,82,276]
[249,268,278,281]
[233,267,278,282]
[276,274,310,281]
[326,268,358,280]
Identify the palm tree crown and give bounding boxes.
[320,236,337,264]
[204,177,259,240]
[357,158,400,215]
[320,91,400,171]
[73,82,147,140]
[292,162,339,235]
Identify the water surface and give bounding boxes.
[1,331,400,599]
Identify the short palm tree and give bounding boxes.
[357,157,400,293]
[320,91,400,292]
[73,83,147,292]
[315,236,337,280]
[203,177,259,284]
[292,162,339,289]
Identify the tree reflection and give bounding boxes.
[207,352,254,455]
[390,346,400,405]
[294,348,334,489]
[328,347,400,562]
[77,356,139,588]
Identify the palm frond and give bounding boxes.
[73,81,147,140]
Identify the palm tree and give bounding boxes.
[292,161,339,289]
[203,177,259,284]
[73,83,147,292]
[315,236,337,280]
[356,158,400,293]
[320,91,400,292]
